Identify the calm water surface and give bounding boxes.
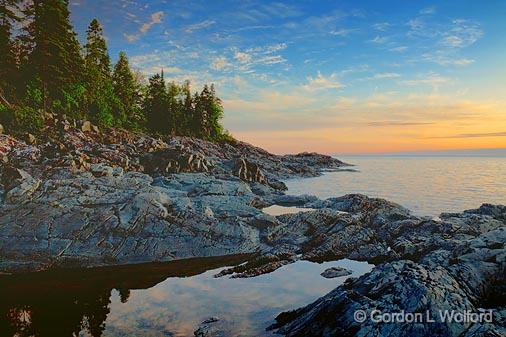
[0,257,372,337]
[286,156,506,216]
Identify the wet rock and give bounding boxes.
[274,194,319,206]
[0,171,263,272]
[320,266,352,278]
[269,204,506,337]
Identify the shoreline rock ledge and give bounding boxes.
[0,123,346,273]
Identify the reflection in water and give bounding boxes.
[0,255,250,337]
[0,256,373,337]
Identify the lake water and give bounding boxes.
[286,155,506,216]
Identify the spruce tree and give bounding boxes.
[84,19,110,80]
[24,0,84,110]
[144,72,168,134]
[0,0,19,102]
[113,52,140,126]
[195,85,212,139]
[84,18,117,126]
[207,84,225,140]
[166,82,180,135]
[181,80,194,135]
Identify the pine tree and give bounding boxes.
[0,0,19,102]
[195,85,213,139]
[181,80,194,135]
[207,84,225,140]
[113,52,141,127]
[84,18,118,126]
[144,72,168,134]
[84,19,110,80]
[166,81,180,134]
[23,0,84,110]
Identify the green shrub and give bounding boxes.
[24,82,44,110]
[0,105,44,136]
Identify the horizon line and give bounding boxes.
[330,147,506,157]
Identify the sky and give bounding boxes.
[70,0,506,154]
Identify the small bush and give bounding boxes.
[0,105,44,136]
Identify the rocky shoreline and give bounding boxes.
[0,120,504,336]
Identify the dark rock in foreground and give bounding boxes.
[320,266,352,278]
[268,203,506,337]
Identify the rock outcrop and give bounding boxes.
[267,202,506,337]
[0,169,264,272]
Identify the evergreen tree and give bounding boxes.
[84,19,110,80]
[113,52,141,127]
[23,0,84,110]
[0,0,19,102]
[144,72,168,134]
[194,85,213,139]
[166,81,181,134]
[206,84,225,140]
[84,18,117,126]
[180,80,194,135]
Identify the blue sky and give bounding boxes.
[70,0,506,154]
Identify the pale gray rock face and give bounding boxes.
[0,169,265,272]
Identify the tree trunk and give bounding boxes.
[0,87,12,109]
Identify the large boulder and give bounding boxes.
[1,166,41,203]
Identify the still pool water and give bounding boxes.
[0,256,373,337]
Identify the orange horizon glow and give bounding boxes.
[224,93,506,155]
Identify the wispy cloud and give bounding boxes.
[420,6,436,15]
[366,72,401,80]
[124,11,164,42]
[303,72,345,91]
[401,72,450,88]
[372,22,391,31]
[422,52,475,66]
[330,28,358,37]
[368,121,435,126]
[370,35,388,44]
[184,19,216,33]
[440,19,483,48]
[431,132,506,138]
[211,56,230,71]
[389,46,408,53]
